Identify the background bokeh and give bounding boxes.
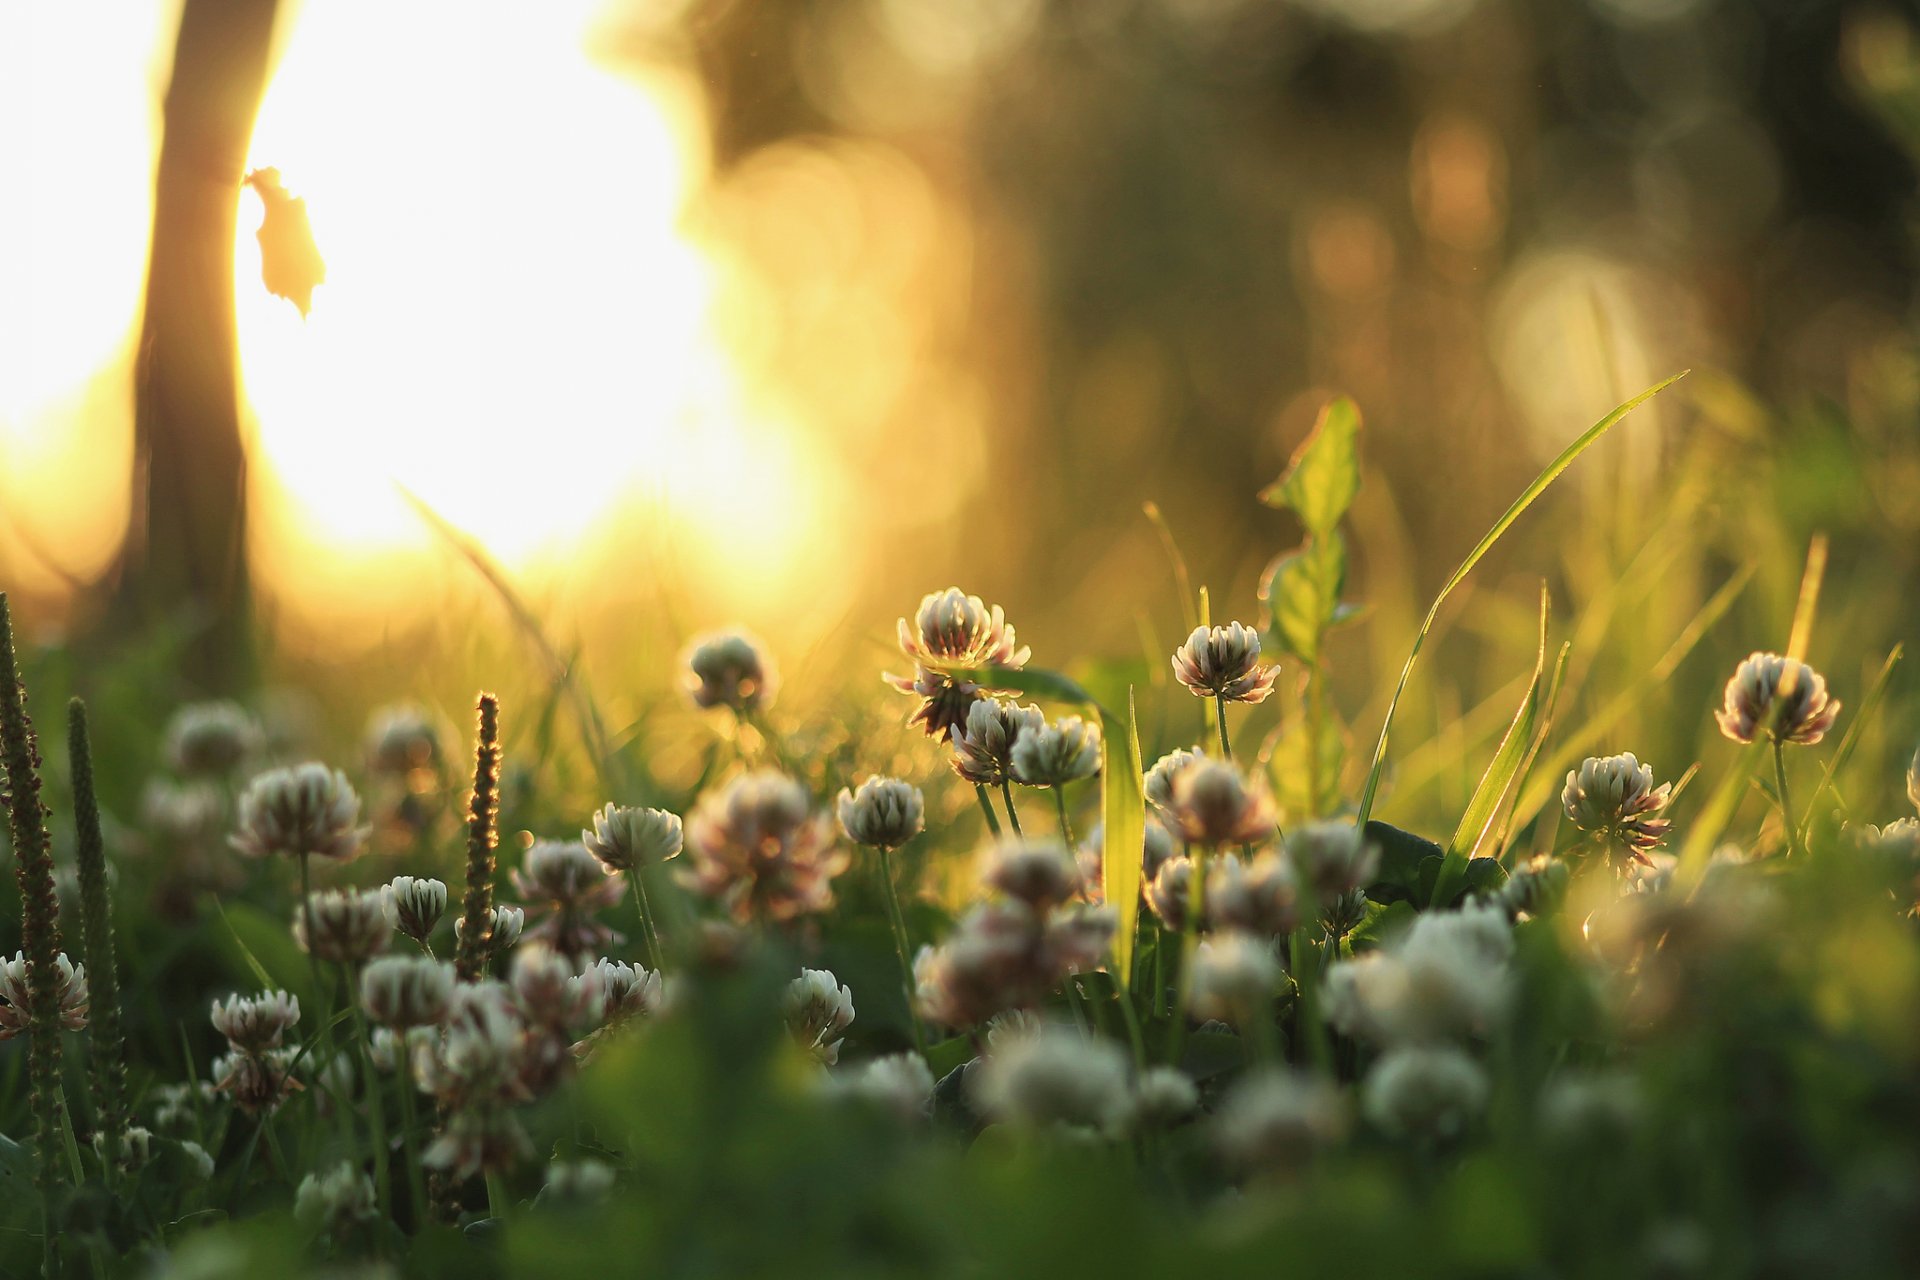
[4,0,1919,839]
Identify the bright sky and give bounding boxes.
[1,0,848,635]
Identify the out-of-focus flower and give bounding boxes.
[825,1053,936,1121]
[295,1162,376,1235]
[232,764,365,863]
[541,1159,617,1206]
[968,1025,1133,1136]
[412,981,528,1110]
[886,589,1031,739]
[0,951,89,1039]
[1496,856,1569,920]
[584,957,665,1022]
[361,956,455,1029]
[149,1082,217,1132]
[213,1048,301,1115]
[1189,931,1283,1028]
[365,703,443,780]
[890,665,990,740]
[1539,1070,1642,1146]
[1074,819,1177,904]
[1286,821,1380,899]
[177,1139,215,1180]
[1144,856,1197,933]
[581,804,682,873]
[1208,849,1300,936]
[1143,748,1206,815]
[1563,753,1673,862]
[1908,744,1920,815]
[1851,817,1920,861]
[949,700,1045,787]
[1131,1067,1199,1127]
[682,631,778,715]
[1010,715,1101,789]
[293,889,390,966]
[455,905,525,958]
[423,1107,532,1181]
[914,900,1115,1030]
[1171,622,1278,704]
[382,876,448,947]
[682,771,848,923]
[1361,1044,1489,1141]
[512,840,624,961]
[836,777,925,850]
[785,968,855,1065]
[1715,652,1842,745]
[1167,760,1275,846]
[509,949,605,1033]
[1324,904,1512,1047]
[980,838,1082,911]
[209,990,299,1053]
[1213,1069,1348,1172]
[164,701,262,778]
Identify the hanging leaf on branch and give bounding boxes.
[243,167,326,317]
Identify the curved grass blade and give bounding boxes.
[1355,372,1688,827]
[1795,644,1903,845]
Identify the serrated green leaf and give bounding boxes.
[1260,396,1362,536]
[1267,532,1348,665]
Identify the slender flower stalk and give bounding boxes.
[0,594,66,1272]
[999,781,1024,836]
[837,778,927,1054]
[1773,741,1798,857]
[1052,786,1075,847]
[974,785,1003,837]
[455,694,503,984]
[1216,694,1231,761]
[69,700,130,1179]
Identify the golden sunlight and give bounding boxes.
[237,1,843,631]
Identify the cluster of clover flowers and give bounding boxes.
[9,589,1920,1241]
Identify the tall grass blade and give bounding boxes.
[1354,372,1688,826]
[1797,644,1903,844]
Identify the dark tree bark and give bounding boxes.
[118,0,281,693]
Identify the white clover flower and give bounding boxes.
[983,1009,1043,1054]
[213,1048,301,1116]
[509,949,605,1032]
[1188,931,1283,1029]
[683,771,847,923]
[1171,622,1278,704]
[91,1125,153,1171]
[1131,1067,1199,1128]
[784,969,855,1065]
[209,990,299,1053]
[412,981,526,1108]
[0,951,89,1039]
[360,956,455,1029]
[1213,1068,1348,1172]
[455,904,526,956]
[1208,849,1300,936]
[1538,1070,1642,1146]
[1286,821,1380,899]
[295,1162,377,1235]
[892,588,1031,672]
[1168,760,1276,846]
[1362,1045,1489,1141]
[581,804,683,873]
[1010,715,1101,788]
[1852,818,1920,861]
[365,703,443,779]
[979,837,1082,911]
[681,630,778,715]
[826,1052,936,1121]
[423,1108,532,1181]
[164,701,262,778]
[1143,748,1207,815]
[586,957,665,1022]
[1715,652,1842,746]
[232,763,365,863]
[949,700,1046,787]
[968,1026,1133,1136]
[1323,904,1512,1047]
[541,1158,617,1206]
[1562,753,1674,861]
[293,889,390,965]
[836,776,926,850]
[382,876,448,946]
[178,1140,215,1180]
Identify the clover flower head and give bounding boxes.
[1167,759,1275,846]
[949,699,1045,786]
[512,840,624,961]
[582,804,683,873]
[785,968,855,1065]
[1538,1070,1642,1146]
[894,588,1031,672]
[1852,817,1920,861]
[1131,1066,1199,1128]
[0,951,89,1039]
[836,776,926,850]
[968,1025,1133,1136]
[1361,1044,1490,1142]
[1171,622,1279,704]
[1715,651,1842,745]
[1496,856,1569,920]
[1324,904,1512,1047]
[682,771,848,923]
[295,1162,376,1235]
[826,1052,936,1121]
[1189,931,1283,1029]
[149,1082,217,1132]
[1213,1068,1348,1172]
[1010,714,1101,788]
[232,763,365,863]
[365,703,443,779]
[1074,818,1177,905]
[1045,903,1118,974]
[455,904,526,956]
[914,903,1054,1029]
[91,1125,153,1172]
[1563,753,1673,862]
[980,836,1083,911]
[1144,856,1197,933]
[209,989,299,1053]
[542,1158,617,1206]
[423,1107,532,1181]
[360,955,455,1029]
[510,948,605,1032]
[1143,747,1207,814]
[213,1047,302,1115]
[412,980,527,1108]
[382,875,448,946]
[292,889,390,965]
[682,630,778,715]
[1208,848,1300,936]
[164,701,262,778]
[1286,821,1380,898]
[585,957,665,1022]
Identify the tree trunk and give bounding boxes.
[118,0,281,694]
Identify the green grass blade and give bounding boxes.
[1796,644,1904,843]
[1354,372,1688,827]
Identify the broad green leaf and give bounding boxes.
[1266,531,1347,665]
[1430,592,1557,908]
[1354,372,1687,827]
[1363,820,1443,902]
[1260,396,1362,536]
